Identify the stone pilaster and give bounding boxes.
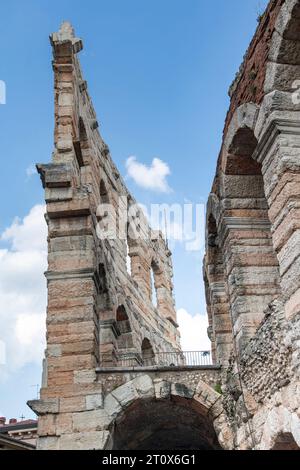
[254,118,300,320]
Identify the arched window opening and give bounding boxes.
[116,305,133,353]
[125,224,132,276]
[150,268,157,307]
[141,338,155,366]
[96,179,115,240]
[73,117,88,167]
[207,214,218,248]
[116,305,131,334]
[228,128,258,164]
[150,260,160,308]
[98,263,108,293]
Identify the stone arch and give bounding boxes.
[116,304,131,330]
[116,305,134,353]
[219,116,281,350]
[102,375,230,450]
[223,103,260,154]
[206,192,221,226]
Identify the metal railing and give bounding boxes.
[100,350,212,368]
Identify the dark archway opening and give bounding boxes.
[112,397,222,450]
[116,305,133,350]
[116,305,131,334]
[272,433,300,451]
[141,338,155,366]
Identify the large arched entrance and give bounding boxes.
[111,396,222,450]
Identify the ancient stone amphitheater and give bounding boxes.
[29,0,300,450]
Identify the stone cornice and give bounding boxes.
[45,268,95,281]
[253,119,300,164]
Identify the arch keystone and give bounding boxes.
[132,375,154,398]
[154,379,171,400]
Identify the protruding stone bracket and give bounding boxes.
[36,163,73,189]
[27,398,59,416]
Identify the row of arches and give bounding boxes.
[115,305,155,366]
[97,178,163,310]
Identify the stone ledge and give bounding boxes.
[95,365,221,374]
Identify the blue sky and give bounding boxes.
[0,0,268,420]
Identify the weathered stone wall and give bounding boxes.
[204,0,300,449]
[96,367,221,396]
[239,300,293,402]
[29,368,231,450]
[29,22,185,450]
[30,0,300,451]
[222,301,300,449]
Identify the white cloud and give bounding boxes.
[26,164,36,178]
[177,308,211,352]
[126,156,172,193]
[0,205,47,381]
[2,204,46,252]
[0,204,210,381]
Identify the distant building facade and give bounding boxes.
[0,417,37,450]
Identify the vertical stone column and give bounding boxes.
[255,120,300,320]
[205,236,233,365]
[28,22,108,450]
[152,239,177,327]
[219,166,281,351]
[204,272,216,363]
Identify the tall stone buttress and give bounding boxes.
[27,22,200,450]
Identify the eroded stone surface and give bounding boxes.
[204,0,300,450]
[32,0,300,451]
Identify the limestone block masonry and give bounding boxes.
[204,0,300,450]
[28,22,227,450]
[29,0,300,450]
